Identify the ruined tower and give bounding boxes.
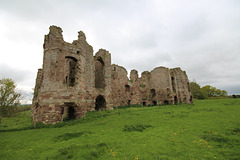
[32,26,192,124]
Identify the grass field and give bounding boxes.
[0,99,240,160]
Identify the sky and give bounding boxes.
[0,0,240,103]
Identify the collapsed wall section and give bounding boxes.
[170,68,192,103]
[94,49,113,110]
[111,64,129,106]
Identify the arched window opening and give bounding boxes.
[125,85,130,92]
[95,57,105,88]
[151,89,156,97]
[65,57,77,87]
[187,82,190,92]
[171,77,176,93]
[128,100,131,106]
[95,95,106,111]
[142,102,146,106]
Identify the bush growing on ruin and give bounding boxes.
[0,78,21,118]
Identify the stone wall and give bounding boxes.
[32,25,192,124]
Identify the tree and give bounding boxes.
[189,82,207,99]
[219,90,228,97]
[201,85,216,97]
[0,78,21,117]
[189,82,201,98]
[189,82,227,99]
[201,85,228,97]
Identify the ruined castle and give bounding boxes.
[32,26,192,124]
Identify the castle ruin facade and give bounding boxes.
[32,26,192,124]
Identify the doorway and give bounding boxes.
[95,95,106,111]
[152,101,157,106]
[64,102,76,120]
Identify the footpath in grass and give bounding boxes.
[0,99,240,160]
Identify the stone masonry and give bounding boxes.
[32,26,192,124]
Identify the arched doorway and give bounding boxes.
[152,101,157,106]
[95,95,106,111]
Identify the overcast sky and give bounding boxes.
[0,0,240,103]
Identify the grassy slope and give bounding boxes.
[0,99,239,160]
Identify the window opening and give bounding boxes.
[128,100,131,106]
[187,82,190,92]
[171,77,176,93]
[65,57,77,87]
[125,85,130,92]
[151,89,156,97]
[95,57,105,88]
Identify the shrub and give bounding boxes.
[0,78,21,117]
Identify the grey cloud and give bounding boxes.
[0,0,240,95]
[0,63,32,83]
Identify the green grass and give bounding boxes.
[0,99,240,160]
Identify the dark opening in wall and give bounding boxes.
[68,106,75,119]
[64,102,76,120]
[174,96,178,104]
[187,82,190,92]
[171,77,176,93]
[61,107,64,115]
[151,89,156,97]
[190,96,193,103]
[95,57,105,88]
[65,57,77,87]
[152,101,157,105]
[95,95,106,111]
[163,100,169,105]
[142,102,146,106]
[125,85,130,92]
[128,100,131,106]
[77,51,80,54]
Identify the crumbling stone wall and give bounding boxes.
[111,64,129,106]
[32,25,192,124]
